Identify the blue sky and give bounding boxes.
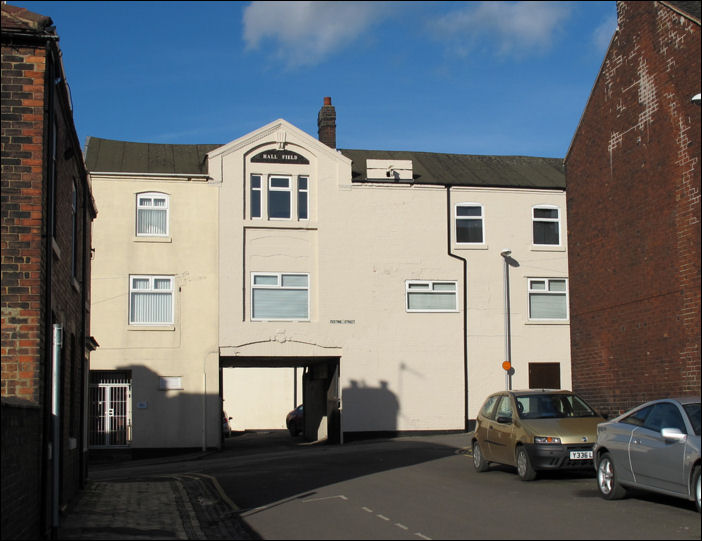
[15,1,617,158]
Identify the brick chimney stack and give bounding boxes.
[317,96,336,149]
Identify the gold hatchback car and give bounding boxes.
[472,390,605,481]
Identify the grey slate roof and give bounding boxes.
[84,137,564,190]
[664,1,701,21]
[85,137,219,175]
[339,149,565,189]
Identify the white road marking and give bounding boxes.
[301,495,348,503]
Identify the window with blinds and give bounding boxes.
[129,275,174,325]
[528,278,568,320]
[406,280,458,312]
[136,193,169,236]
[251,273,309,321]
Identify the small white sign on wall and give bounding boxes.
[159,376,183,391]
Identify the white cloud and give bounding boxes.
[430,1,573,57]
[592,13,617,53]
[243,1,391,68]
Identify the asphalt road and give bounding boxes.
[89,431,701,540]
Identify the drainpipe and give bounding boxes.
[445,186,470,431]
[51,324,63,537]
[42,41,57,539]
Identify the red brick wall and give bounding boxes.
[566,1,701,415]
[2,31,94,537]
[1,43,47,404]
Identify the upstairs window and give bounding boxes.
[406,280,458,312]
[129,275,174,325]
[268,176,292,219]
[532,206,560,246]
[249,175,310,221]
[528,278,568,320]
[250,175,262,219]
[251,273,309,321]
[136,193,169,236]
[456,204,484,244]
[298,176,308,220]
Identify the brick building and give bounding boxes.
[566,1,701,415]
[1,5,97,539]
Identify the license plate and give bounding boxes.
[570,451,593,460]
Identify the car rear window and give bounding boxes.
[515,393,598,419]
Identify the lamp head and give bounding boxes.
[500,249,512,258]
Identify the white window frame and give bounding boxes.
[136,192,169,237]
[532,205,561,247]
[297,176,309,220]
[455,203,485,245]
[268,176,292,220]
[406,280,458,312]
[250,174,262,219]
[129,275,174,325]
[251,272,310,321]
[528,278,569,321]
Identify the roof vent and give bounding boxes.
[366,159,413,182]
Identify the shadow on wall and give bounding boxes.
[88,364,222,458]
[343,380,399,432]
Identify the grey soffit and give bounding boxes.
[338,149,565,189]
[85,137,220,175]
[83,137,564,189]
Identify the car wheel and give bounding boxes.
[693,465,700,513]
[472,441,489,472]
[597,452,627,500]
[516,446,536,481]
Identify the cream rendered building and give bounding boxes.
[86,99,570,448]
[87,140,220,450]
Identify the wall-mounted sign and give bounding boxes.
[251,149,309,165]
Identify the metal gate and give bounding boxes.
[89,372,132,447]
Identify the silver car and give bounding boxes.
[594,397,700,512]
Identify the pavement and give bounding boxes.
[58,451,260,540]
[57,431,472,540]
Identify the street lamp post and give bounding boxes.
[500,249,512,390]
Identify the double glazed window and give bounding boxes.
[532,206,560,246]
[251,273,309,320]
[406,281,458,312]
[455,204,484,244]
[136,193,169,236]
[528,278,568,320]
[129,275,174,325]
[250,175,309,221]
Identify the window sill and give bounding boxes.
[250,319,310,323]
[133,236,172,243]
[531,245,565,252]
[127,324,176,331]
[454,243,488,250]
[525,319,569,325]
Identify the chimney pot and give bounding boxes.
[318,96,336,149]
